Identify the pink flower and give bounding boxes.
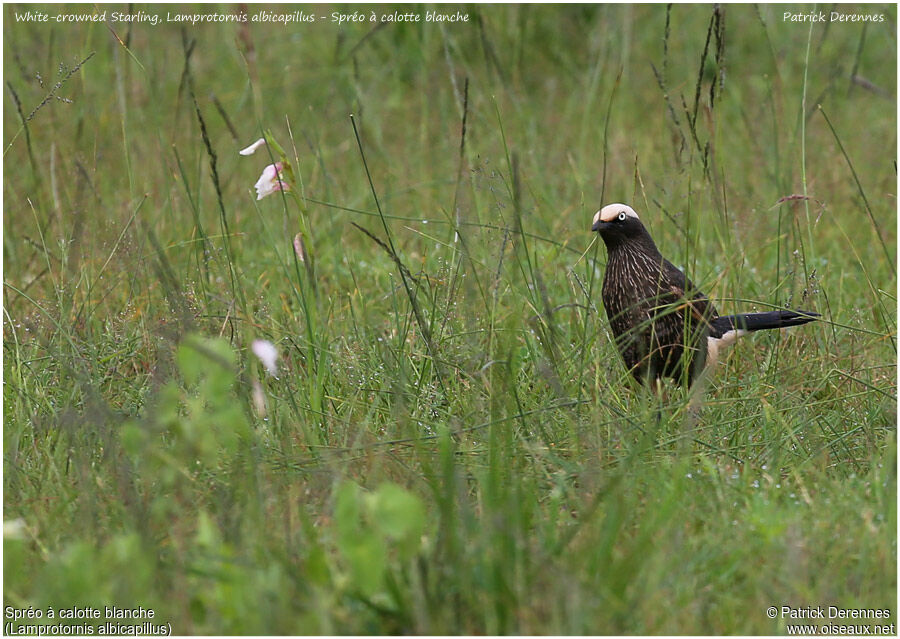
[254,162,290,200]
[293,232,307,263]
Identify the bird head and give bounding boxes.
[591,203,645,245]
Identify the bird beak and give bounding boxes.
[591,220,607,232]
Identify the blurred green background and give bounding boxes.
[3,3,896,634]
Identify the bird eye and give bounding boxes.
[617,211,627,221]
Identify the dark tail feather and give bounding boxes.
[710,310,820,338]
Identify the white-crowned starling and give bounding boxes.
[592,203,819,386]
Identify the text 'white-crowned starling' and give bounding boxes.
[592,203,820,386]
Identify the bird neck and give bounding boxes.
[603,229,662,260]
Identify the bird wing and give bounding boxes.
[659,258,718,325]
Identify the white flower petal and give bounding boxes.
[251,339,279,376]
[251,378,267,417]
[254,165,277,199]
[254,163,289,200]
[4,518,26,539]
[240,138,267,156]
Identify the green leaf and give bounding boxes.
[119,421,146,457]
[367,483,425,549]
[195,510,221,549]
[304,545,331,586]
[334,481,362,547]
[177,334,236,389]
[342,535,386,598]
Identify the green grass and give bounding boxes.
[3,3,896,634]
